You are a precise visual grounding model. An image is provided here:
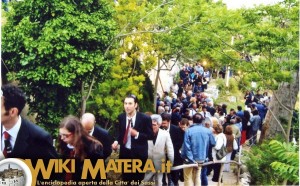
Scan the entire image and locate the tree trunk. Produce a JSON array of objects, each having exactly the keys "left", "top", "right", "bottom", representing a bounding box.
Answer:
[
  {"left": 81, "top": 98, "right": 87, "bottom": 117},
  {"left": 153, "top": 59, "right": 161, "bottom": 112},
  {"left": 260, "top": 71, "right": 299, "bottom": 142},
  {"left": 80, "top": 77, "right": 95, "bottom": 117},
  {"left": 81, "top": 82, "right": 87, "bottom": 117}
]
